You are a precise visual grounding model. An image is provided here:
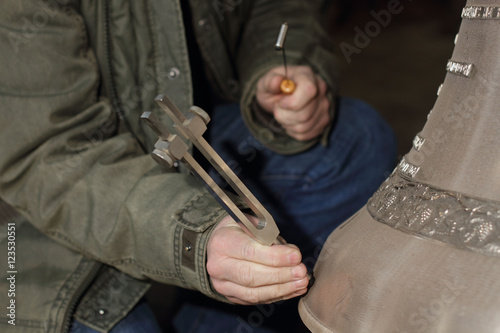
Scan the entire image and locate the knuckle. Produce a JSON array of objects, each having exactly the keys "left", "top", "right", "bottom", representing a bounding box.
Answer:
[
  {"left": 237, "top": 263, "right": 255, "bottom": 286},
  {"left": 269, "top": 251, "right": 282, "bottom": 267},
  {"left": 276, "top": 269, "right": 287, "bottom": 285},
  {"left": 241, "top": 239, "right": 257, "bottom": 261},
  {"left": 279, "top": 282, "right": 294, "bottom": 297}
]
